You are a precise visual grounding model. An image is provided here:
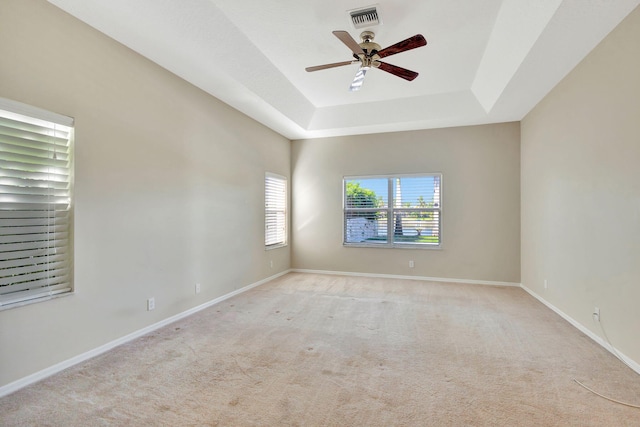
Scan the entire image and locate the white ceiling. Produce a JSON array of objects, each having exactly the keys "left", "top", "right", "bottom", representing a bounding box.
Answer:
[{"left": 48, "top": 0, "right": 640, "bottom": 140}]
